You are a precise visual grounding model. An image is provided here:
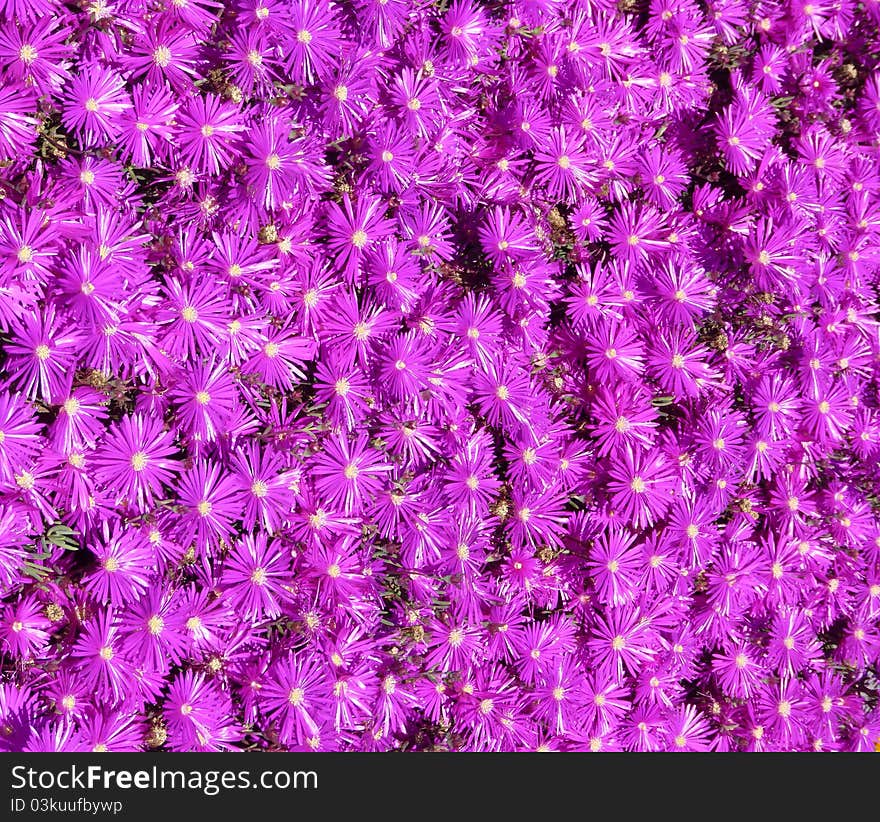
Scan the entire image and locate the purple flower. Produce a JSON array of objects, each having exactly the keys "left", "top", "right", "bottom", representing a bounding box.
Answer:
[{"left": 0, "top": 0, "right": 876, "bottom": 754}]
